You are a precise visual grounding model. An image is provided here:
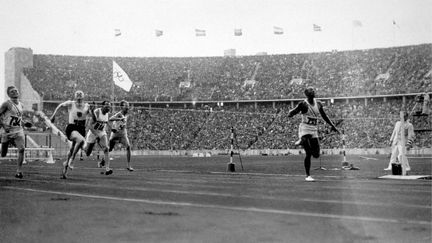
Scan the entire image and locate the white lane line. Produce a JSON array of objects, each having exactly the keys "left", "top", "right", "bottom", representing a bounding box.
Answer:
[
  {"left": 208, "top": 171, "right": 342, "bottom": 178},
  {"left": 359, "top": 156, "right": 379, "bottom": 161},
  {"left": 56, "top": 181, "right": 432, "bottom": 209},
  {"left": 3, "top": 186, "right": 431, "bottom": 226},
  {"left": 1, "top": 175, "right": 431, "bottom": 195},
  {"left": 5, "top": 177, "right": 429, "bottom": 208}
]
